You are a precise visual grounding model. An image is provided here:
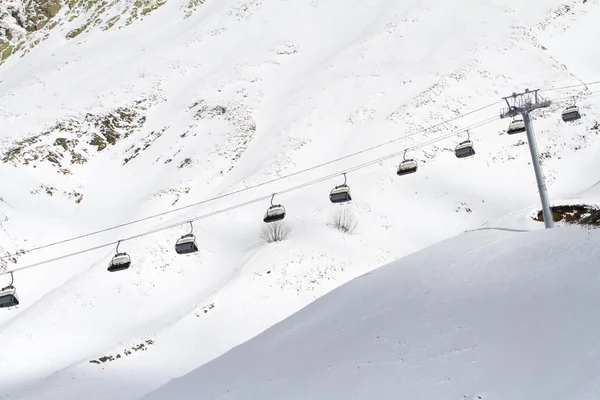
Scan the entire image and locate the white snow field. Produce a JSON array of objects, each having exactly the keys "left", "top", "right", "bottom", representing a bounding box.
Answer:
[
  {"left": 143, "top": 224, "right": 600, "bottom": 400},
  {"left": 0, "top": 0, "right": 599, "bottom": 398}
]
